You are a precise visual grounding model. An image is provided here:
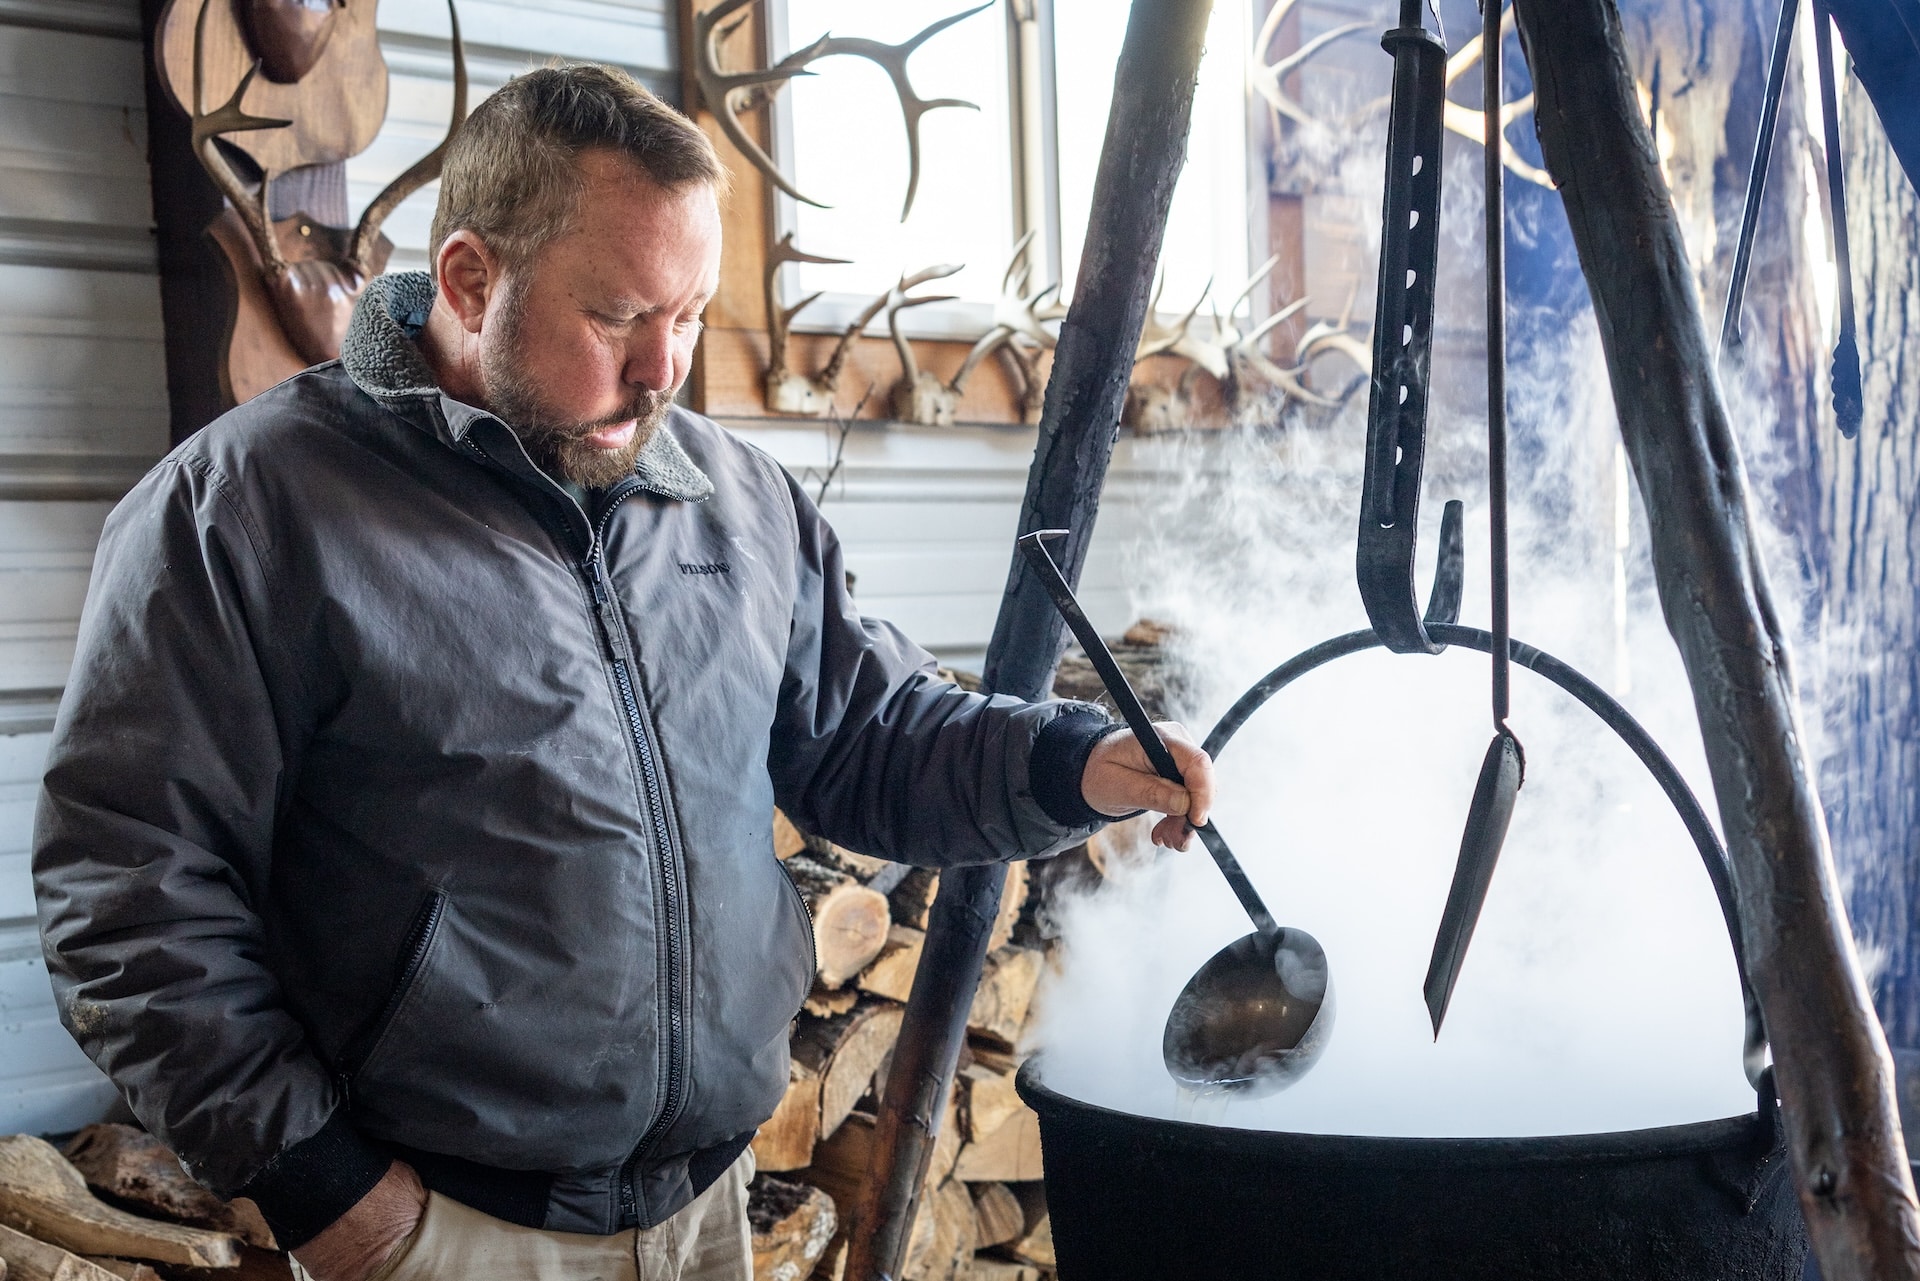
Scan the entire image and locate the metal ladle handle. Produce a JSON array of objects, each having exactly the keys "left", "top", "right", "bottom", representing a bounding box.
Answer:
[{"left": 1017, "top": 530, "right": 1280, "bottom": 938}]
